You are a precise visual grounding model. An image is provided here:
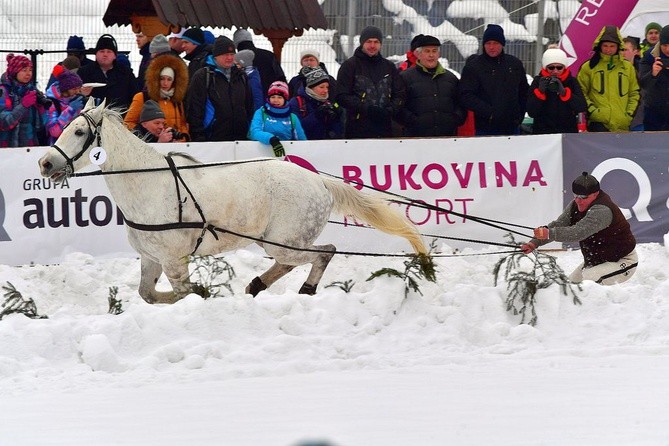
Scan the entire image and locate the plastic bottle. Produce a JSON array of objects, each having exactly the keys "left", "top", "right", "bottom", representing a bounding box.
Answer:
[{"left": 577, "top": 112, "right": 587, "bottom": 133}]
